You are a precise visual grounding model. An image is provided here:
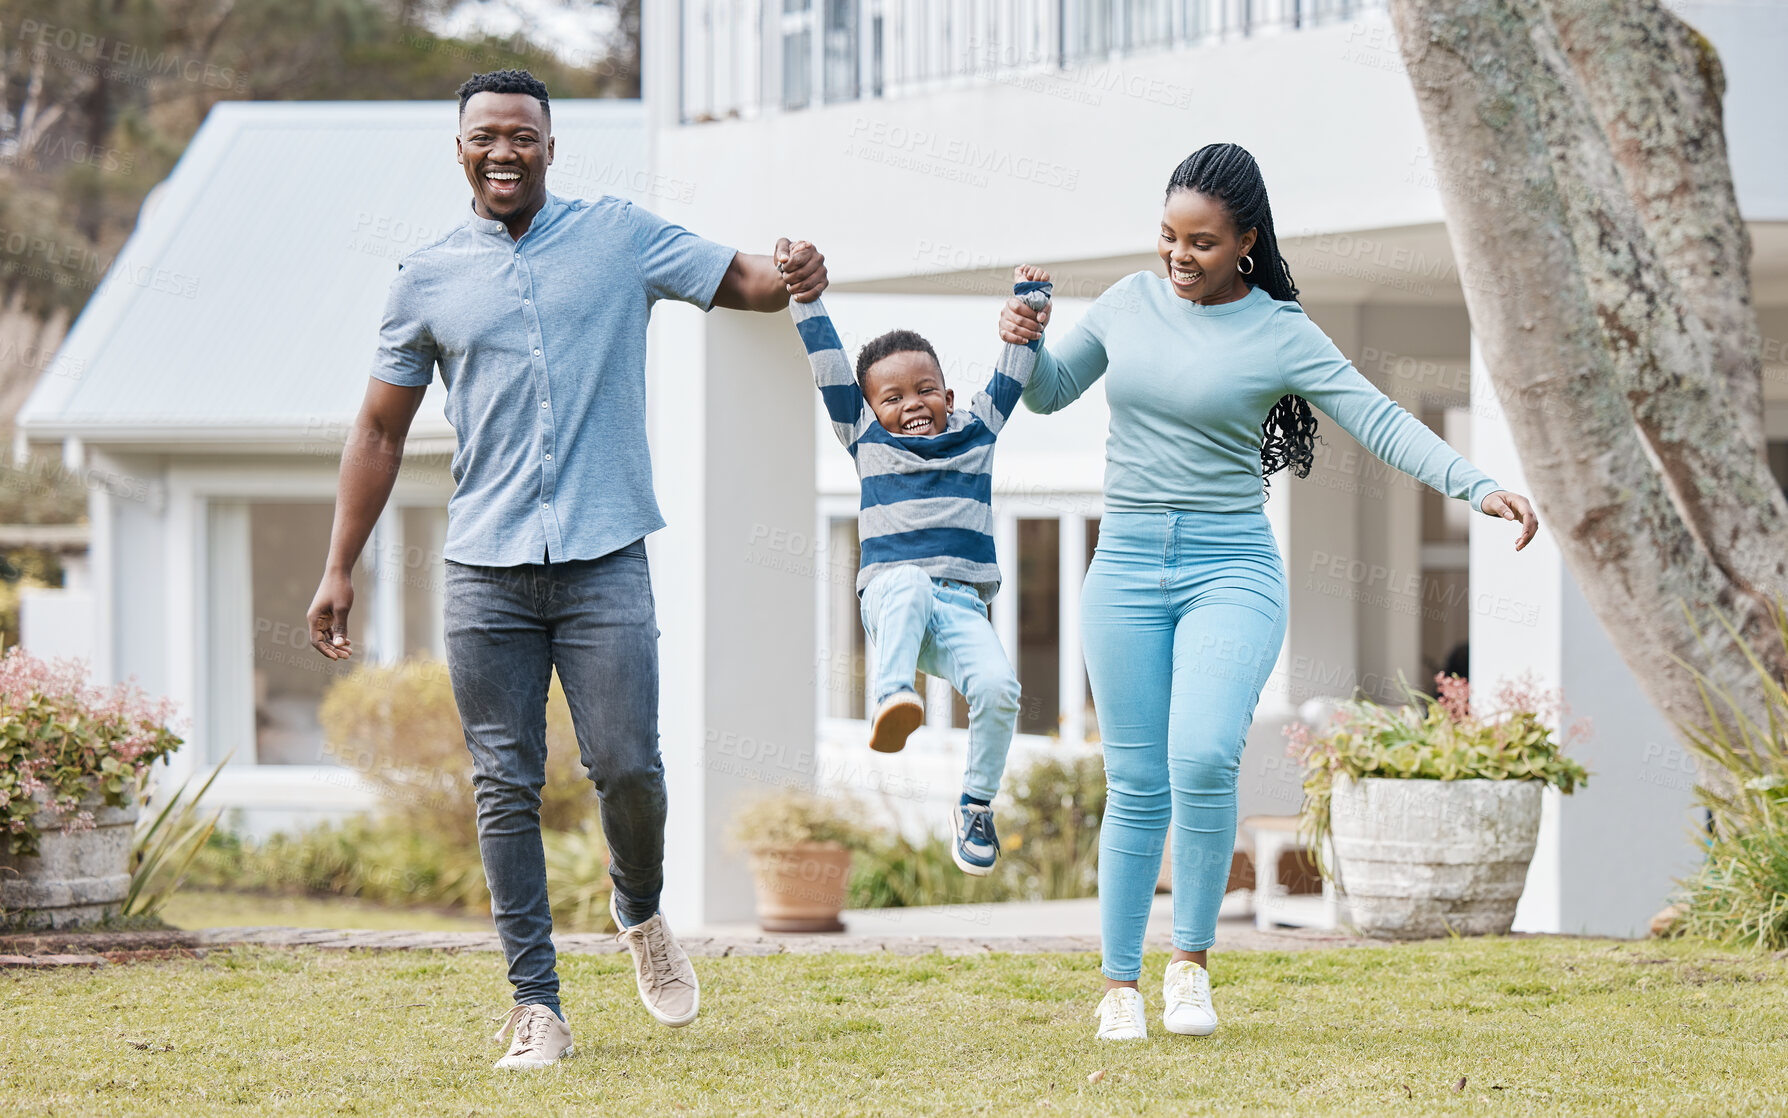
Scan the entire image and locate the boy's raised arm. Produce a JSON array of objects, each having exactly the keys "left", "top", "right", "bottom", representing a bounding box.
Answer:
[
  {"left": 789, "top": 294, "right": 869, "bottom": 448},
  {"left": 968, "top": 273, "right": 1053, "bottom": 436}
]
